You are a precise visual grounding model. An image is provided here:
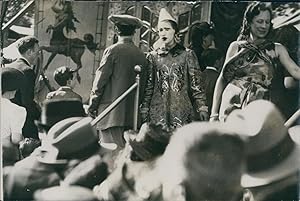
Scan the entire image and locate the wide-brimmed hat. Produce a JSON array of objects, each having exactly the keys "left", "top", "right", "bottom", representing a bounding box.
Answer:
[
  {"left": 1, "top": 67, "right": 25, "bottom": 93},
  {"left": 34, "top": 185, "right": 98, "bottom": 201},
  {"left": 226, "top": 100, "right": 300, "bottom": 188},
  {"left": 124, "top": 123, "right": 172, "bottom": 161},
  {"left": 35, "top": 99, "right": 86, "bottom": 131},
  {"left": 37, "top": 117, "right": 114, "bottom": 165},
  {"left": 108, "top": 14, "right": 143, "bottom": 29}
]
